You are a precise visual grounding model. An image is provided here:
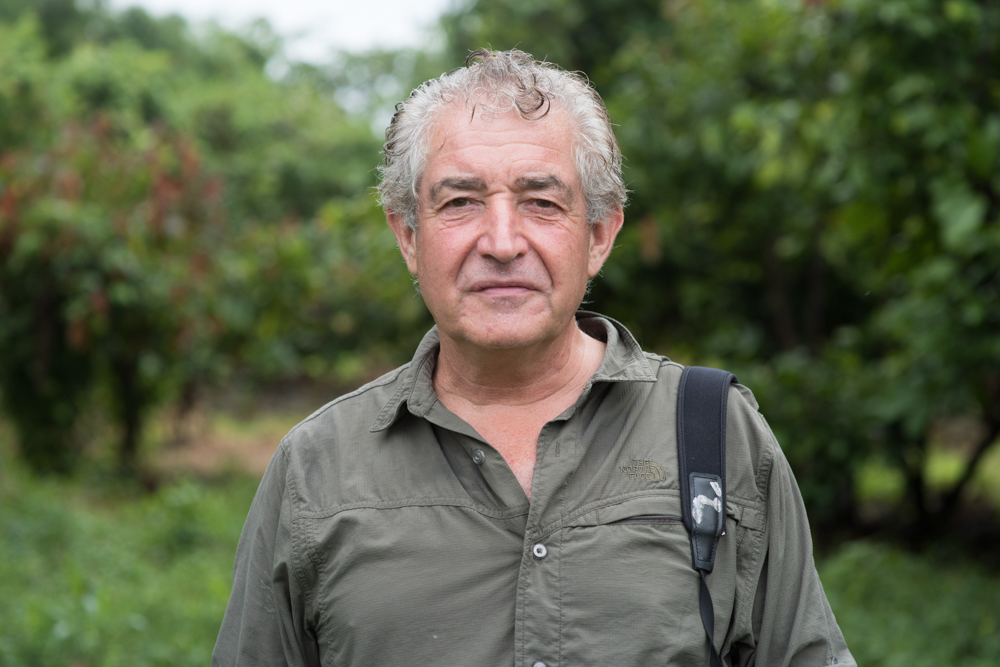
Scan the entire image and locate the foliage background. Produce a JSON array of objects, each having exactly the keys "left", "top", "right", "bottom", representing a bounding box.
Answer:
[{"left": 1, "top": 0, "right": 999, "bottom": 664}]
